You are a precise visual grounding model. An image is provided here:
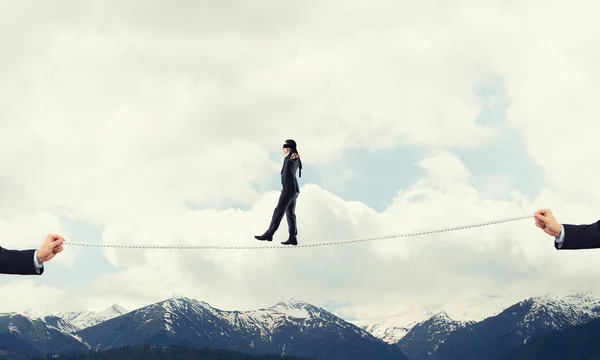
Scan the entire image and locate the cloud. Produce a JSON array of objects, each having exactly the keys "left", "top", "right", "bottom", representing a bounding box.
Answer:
[
  {"left": 75, "top": 151, "right": 597, "bottom": 321},
  {"left": 0, "top": 279, "right": 65, "bottom": 316},
  {"left": 0, "top": 0, "right": 500, "bottom": 223},
  {"left": 0, "top": 212, "right": 61, "bottom": 249},
  {"left": 1, "top": 0, "right": 600, "bottom": 321}
]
